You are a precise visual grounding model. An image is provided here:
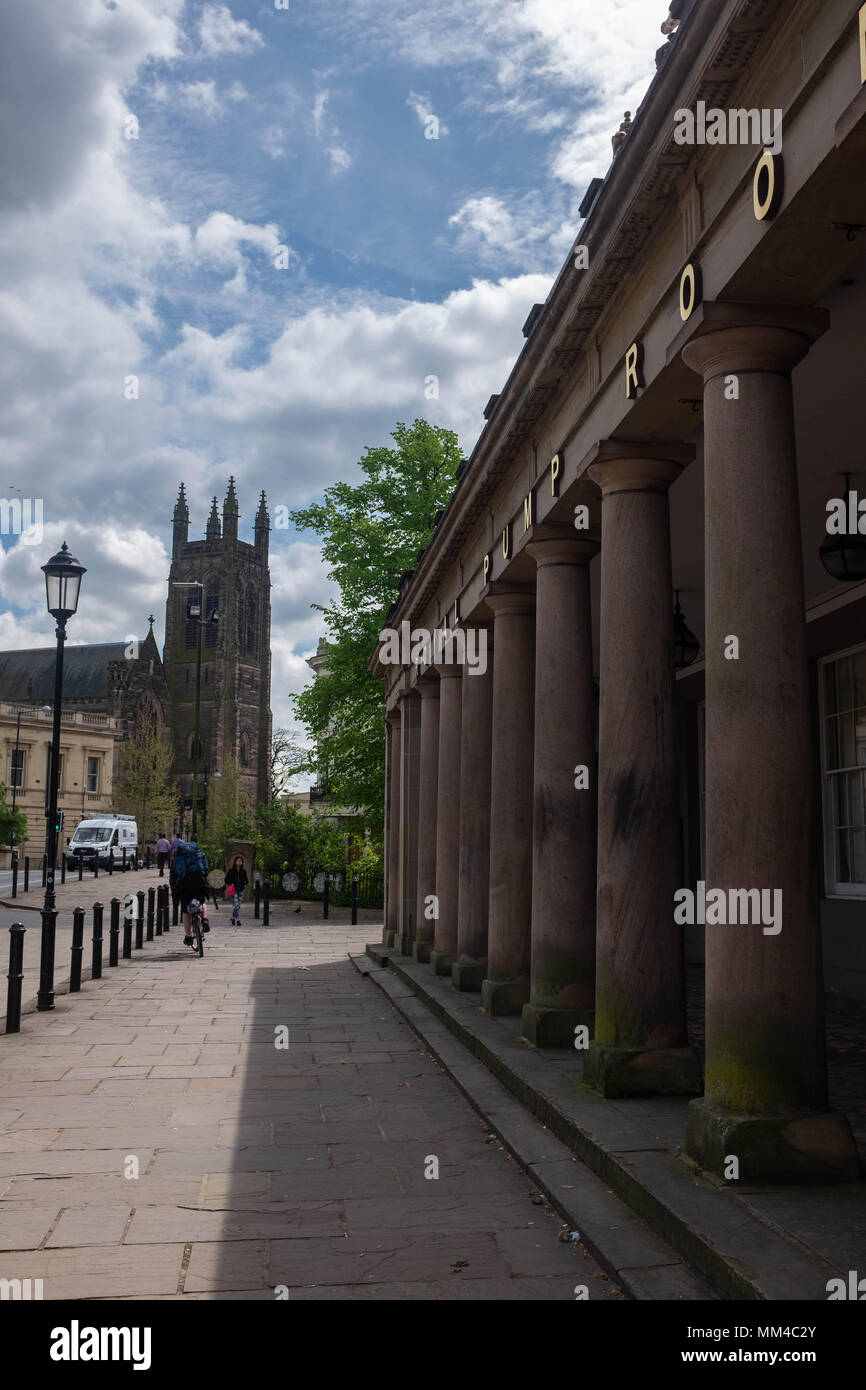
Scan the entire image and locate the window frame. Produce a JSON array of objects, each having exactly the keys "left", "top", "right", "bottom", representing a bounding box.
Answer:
[{"left": 818, "top": 641, "right": 866, "bottom": 899}]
